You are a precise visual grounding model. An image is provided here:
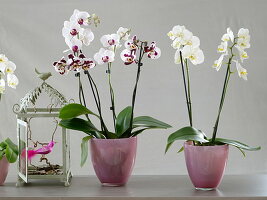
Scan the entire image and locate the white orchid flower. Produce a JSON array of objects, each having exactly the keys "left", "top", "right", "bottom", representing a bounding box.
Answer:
[
  {"left": 117, "top": 27, "right": 130, "bottom": 41},
  {"left": 120, "top": 49, "right": 136, "bottom": 65},
  {"left": 0, "top": 79, "right": 5, "bottom": 94},
  {"left": 65, "top": 36, "right": 82, "bottom": 52},
  {"left": 237, "top": 28, "right": 250, "bottom": 50},
  {"left": 100, "top": 34, "right": 120, "bottom": 48},
  {"left": 238, "top": 28, "right": 250, "bottom": 41},
  {"left": 70, "top": 9, "right": 90, "bottom": 25},
  {"left": 5, "top": 61, "right": 16, "bottom": 74},
  {"left": 94, "top": 48, "right": 115, "bottom": 65},
  {"left": 217, "top": 41, "right": 228, "bottom": 54},
  {"left": 221, "top": 27, "right": 234, "bottom": 42},
  {"left": 0, "top": 54, "right": 8, "bottom": 73},
  {"left": 185, "top": 35, "right": 200, "bottom": 48},
  {"left": 234, "top": 60, "right": 248, "bottom": 80},
  {"left": 7, "top": 73, "right": 19, "bottom": 89},
  {"left": 237, "top": 37, "right": 251, "bottom": 49},
  {"left": 62, "top": 21, "right": 81, "bottom": 38},
  {"left": 167, "top": 25, "right": 186, "bottom": 40},
  {"left": 182, "top": 46, "right": 204, "bottom": 65},
  {"left": 171, "top": 30, "right": 195, "bottom": 49},
  {"left": 212, "top": 54, "right": 225, "bottom": 71},
  {"left": 79, "top": 28, "right": 94, "bottom": 46},
  {"left": 147, "top": 46, "right": 161, "bottom": 59},
  {"left": 180, "top": 29, "right": 193, "bottom": 45},
  {"left": 171, "top": 38, "right": 182, "bottom": 50},
  {"left": 235, "top": 45, "right": 249, "bottom": 62},
  {"left": 124, "top": 39, "right": 138, "bottom": 50}
]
